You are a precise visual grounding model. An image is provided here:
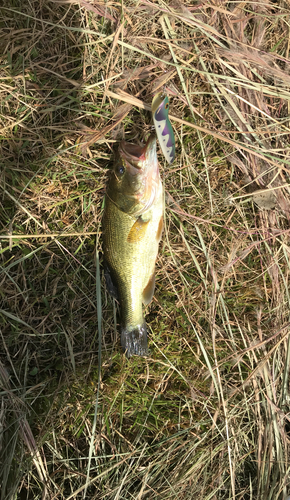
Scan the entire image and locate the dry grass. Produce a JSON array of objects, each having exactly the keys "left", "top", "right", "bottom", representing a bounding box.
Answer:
[{"left": 1, "top": 0, "right": 290, "bottom": 499}]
